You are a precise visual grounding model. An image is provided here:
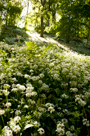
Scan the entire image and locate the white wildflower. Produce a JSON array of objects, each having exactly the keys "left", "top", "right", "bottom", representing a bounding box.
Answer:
[
  {"left": 2, "top": 89, "right": 10, "bottom": 96},
  {"left": 0, "top": 109, "right": 5, "bottom": 115},
  {"left": 56, "top": 122, "right": 65, "bottom": 135},
  {"left": 66, "top": 131, "right": 73, "bottom": 136},
  {"left": 61, "top": 118, "right": 68, "bottom": 124},
  {"left": 4, "top": 84, "right": 10, "bottom": 89},
  {"left": 24, "top": 74, "right": 30, "bottom": 78},
  {"left": 37, "top": 128, "right": 45, "bottom": 135},
  {"left": 15, "top": 110, "right": 21, "bottom": 115},
  {"left": 5, "top": 102, "right": 11, "bottom": 108},
  {"left": 3, "top": 126, "right": 13, "bottom": 136},
  {"left": 24, "top": 105, "right": 29, "bottom": 109},
  {"left": 17, "top": 85, "right": 25, "bottom": 91},
  {"left": 11, "top": 88, "right": 18, "bottom": 92},
  {"left": 34, "top": 121, "right": 40, "bottom": 127},
  {"left": 69, "top": 125, "right": 75, "bottom": 131},
  {"left": 83, "top": 119, "right": 90, "bottom": 126},
  {"left": 41, "top": 83, "right": 49, "bottom": 90},
  {"left": 14, "top": 116, "right": 21, "bottom": 123},
  {"left": 39, "top": 73, "right": 44, "bottom": 78},
  {"left": 70, "top": 88, "right": 78, "bottom": 93},
  {"left": 38, "top": 80, "right": 43, "bottom": 84},
  {"left": 61, "top": 93, "right": 69, "bottom": 99},
  {"left": 31, "top": 91, "right": 37, "bottom": 96},
  {"left": 13, "top": 125, "right": 21, "bottom": 133},
  {"left": 48, "top": 106, "right": 55, "bottom": 113}
]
